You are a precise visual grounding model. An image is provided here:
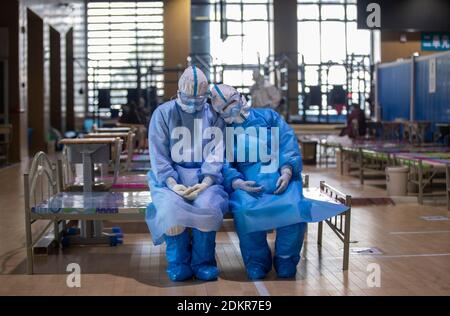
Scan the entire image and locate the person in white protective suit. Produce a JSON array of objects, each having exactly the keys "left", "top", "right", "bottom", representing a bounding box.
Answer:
[{"left": 250, "top": 70, "right": 282, "bottom": 109}]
